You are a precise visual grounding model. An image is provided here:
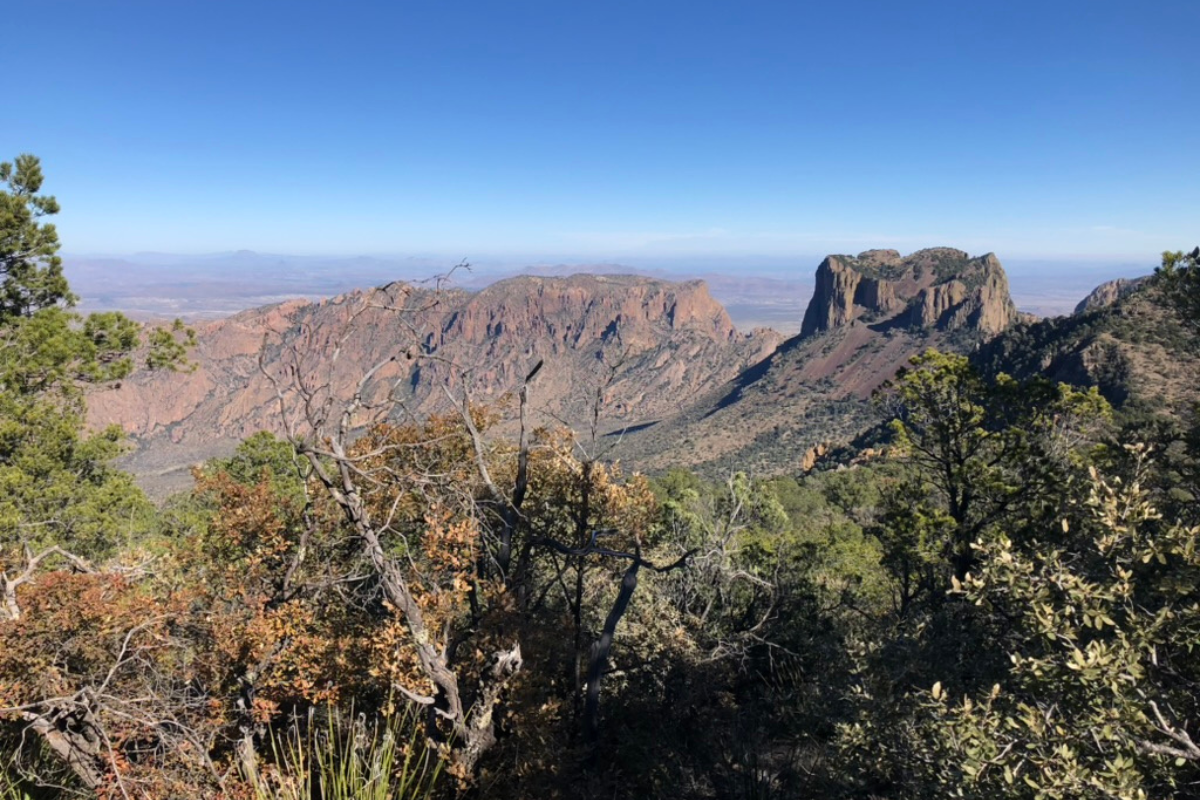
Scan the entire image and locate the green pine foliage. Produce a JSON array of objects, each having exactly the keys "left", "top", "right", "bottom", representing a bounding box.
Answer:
[
  {"left": 1156, "top": 247, "right": 1200, "bottom": 329},
  {"left": 0, "top": 156, "right": 179, "bottom": 559},
  {"left": 0, "top": 154, "right": 72, "bottom": 318}
]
